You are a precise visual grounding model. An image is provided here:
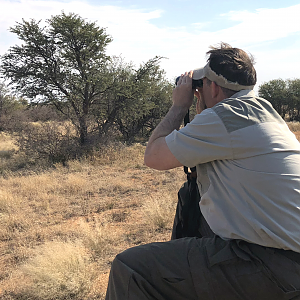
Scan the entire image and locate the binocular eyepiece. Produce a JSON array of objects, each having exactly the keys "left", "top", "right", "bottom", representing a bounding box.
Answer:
[{"left": 175, "top": 76, "right": 203, "bottom": 89}]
